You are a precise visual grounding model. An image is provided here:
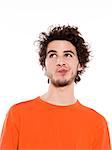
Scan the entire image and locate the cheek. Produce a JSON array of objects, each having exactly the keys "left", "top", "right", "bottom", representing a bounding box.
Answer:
[
  {"left": 70, "top": 62, "right": 79, "bottom": 72},
  {"left": 46, "top": 61, "right": 52, "bottom": 68},
  {"left": 45, "top": 61, "right": 54, "bottom": 72},
  {"left": 69, "top": 59, "right": 78, "bottom": 66}
]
